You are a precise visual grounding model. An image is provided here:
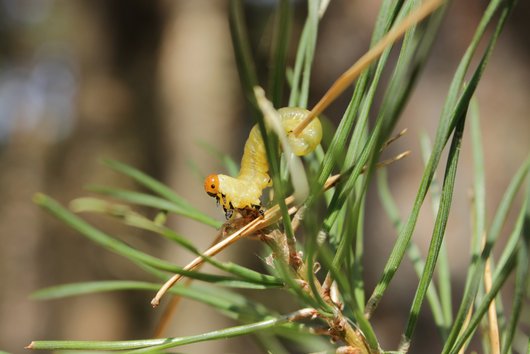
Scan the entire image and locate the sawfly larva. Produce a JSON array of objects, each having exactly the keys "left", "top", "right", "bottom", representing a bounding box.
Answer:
[{"left": 204, "top": 107, "right": 322, "bottom": 218}]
